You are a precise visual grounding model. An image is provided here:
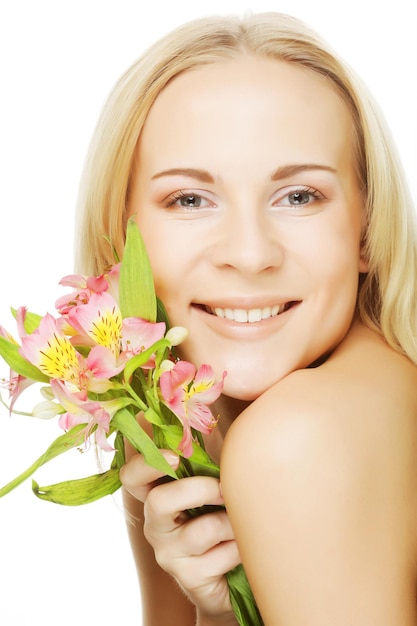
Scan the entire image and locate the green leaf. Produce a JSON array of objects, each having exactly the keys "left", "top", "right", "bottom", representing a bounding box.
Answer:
[
  {"left": 227, "top": 564, "right": 264, "bottom": 626},
  {"left": 11, "top": 307, "right": 42, "bottom": 334},
  {"left": 122, "top": 338, "right": 170, "bottom": 383},
  {"left": 111, "top": 430, "right": 126, "bottom": 470},
  {"left": 32, "top": 468, "right": 121, "bottom": 505},
  {"left": 143, "top": 406, "right": 164, "bottom": 426},
  {"left": 111, "top": 408, "right": 177, "bottom": 478},
  {"left": 156, "top": 297, "right": 170, "bottom": 327},
  {"left": 119, "top": 219, "right": 156, "bottom": 321},
  {"left": 0, "top": 336, "right": 49, "bottom": 382},
  {"left": 161, "top": 424, "right": 220, "bottom": 476},
  {"left": 0, "top": 424, "right": 86, "bottom": 497}
]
